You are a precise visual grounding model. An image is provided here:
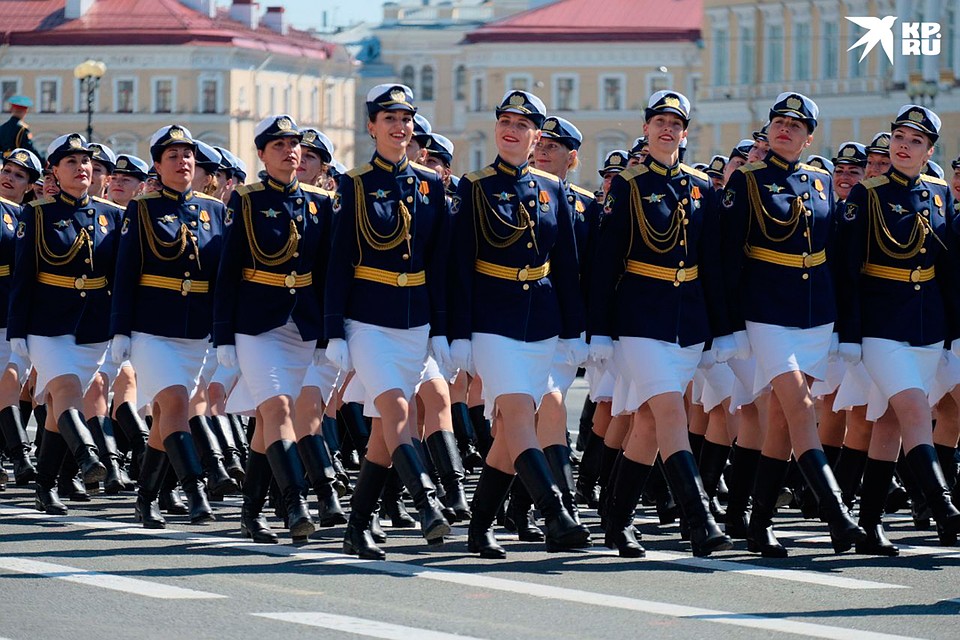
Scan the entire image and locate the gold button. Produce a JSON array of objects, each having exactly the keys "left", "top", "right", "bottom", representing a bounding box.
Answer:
[
  {"left": 673, "top": 281, "right": 680, "bottom": 287},
  {"left": 802, "top": 273, "right": 809, "bottom": 280},
  {"left": 284, "top": 273, "right": 298, "bottom": 288},
  {"left": 680, "top": 179, "right": 687, "bottom": 186},
  {"left": 406, "top": 196, "right": 414, "bottom": 203},
  {"left": 679, "top": 240, "right": 685, "bottom": 246},
  {"left": 407, "top": 177, "right": 414, "bottom": 184},
  {"left": 402, "top": 253, "right": 410, "bottom": 260},
  {"left": 682, "top": 198, "right": 688, "bottom": 205},
  {"left": 184, "top": 272, "right": 190, "bottom": 277},
  {"left": 529, "top": 181, "right": 536, "bottom": 187},
  {"left": 84, "top": 258, "right": 90, "bottom": 264},
  {"left": 802, "top": 254, "right": 815, "bottom": 268},
  {"left": 675, "top": 268, "right": 687, "bottom": 283},
  {"left": 800, "top": 175, "right": 808, "bottom": 182},
  {"left": 568, "top": 195, "right": 575, "bottom": 203},
  {"left": 79, "top": 291, "right": 86, "bottom": 297},
  {"left": 87, "top": 225, "right": 94, "bottom": 231},
  {"left": 74, "top": 277, "right": 86, "bottom": 290},
  {"left": 529, "top": 201, "right": 536, "bottom": 207},
  {"left": 290, "top": 289, "right": 296, "bottom": 294},
  {"left": 397, "top": 272, "right": 409, "bottom": 286},
  {"left": 189, "top": 205, "right": 197, "bottom": 210},
  {"left": 915, "top": 284, "right": 922, "bottom": 291},
  {"left": 189, "top": 254, "right": 196, "bottom": 260},
  {"left": 87, "top": 210, "right": 94, "bottom": 216},
  {"left": 922, "top": 191, "right": 928, "bottom": 197},
  {"left": 295, "top": 215, "right": 303, "bottom": 222},
  {"left": 517, "top": 268, "right": 529, "bottom": 282},
  {"left": 527, "top": 242, "right": 533, "bottom": 249},
  {"left": 803, "top": 193, "right": 810, "bottom": 200},
  {"left": 182, "top": 279, "right": 193, "bottom": 293},
  {"left": 682, "top": 219, "right": 689, "bottom": 225},
  {"left": 679, "top": 260, "right": 685, "bottom": 267},
  {"left": 293, "top": 252, "right": 299, "bottom": 258},
  {"left": 296, "top": 198, "right": 302, "bottom": 204},
  {"left": 920, "top": 247, "right": 927, "bottom": 253},
  {"left": 910, "top": 269, "right": 922, "bottom": 283},
  {"left": 522, "top": 283, "right": 530, "bottom": 291},
  {"left": 191, "top": 221, "right": 198, "bottom": 227}
]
